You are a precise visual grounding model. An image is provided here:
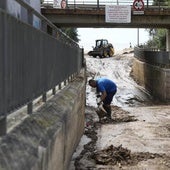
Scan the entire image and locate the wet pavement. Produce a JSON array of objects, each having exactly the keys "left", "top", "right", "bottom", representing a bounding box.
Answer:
[{"left": 69, "top": 49, "right": 170, "bottom": 170}]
